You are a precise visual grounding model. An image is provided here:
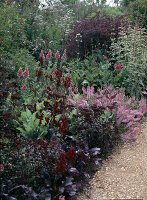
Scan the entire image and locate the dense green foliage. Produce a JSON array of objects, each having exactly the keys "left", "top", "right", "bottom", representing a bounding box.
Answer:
[
  {"left": 0, "top": 4, "right": 26, "bottom": 54},
  {"left": 120, "top": 0, "right": 147, "bottom": 28}
]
